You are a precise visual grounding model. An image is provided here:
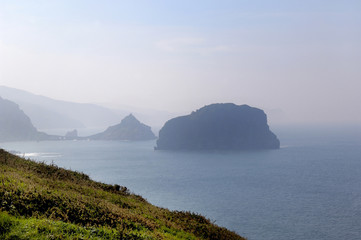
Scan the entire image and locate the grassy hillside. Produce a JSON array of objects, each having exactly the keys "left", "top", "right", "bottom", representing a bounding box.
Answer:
[{"left": 0, "top": 149, "right": 245, "bottom": 240}]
